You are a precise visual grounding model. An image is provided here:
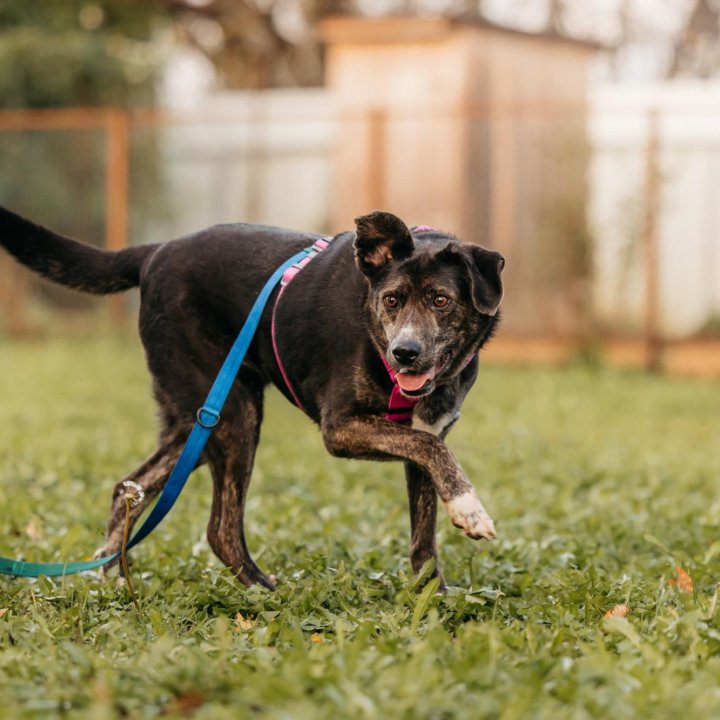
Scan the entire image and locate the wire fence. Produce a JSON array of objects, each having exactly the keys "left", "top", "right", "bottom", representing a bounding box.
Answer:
[{"left": 1, "top": 91, "right": 718, "bottom": 375}]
